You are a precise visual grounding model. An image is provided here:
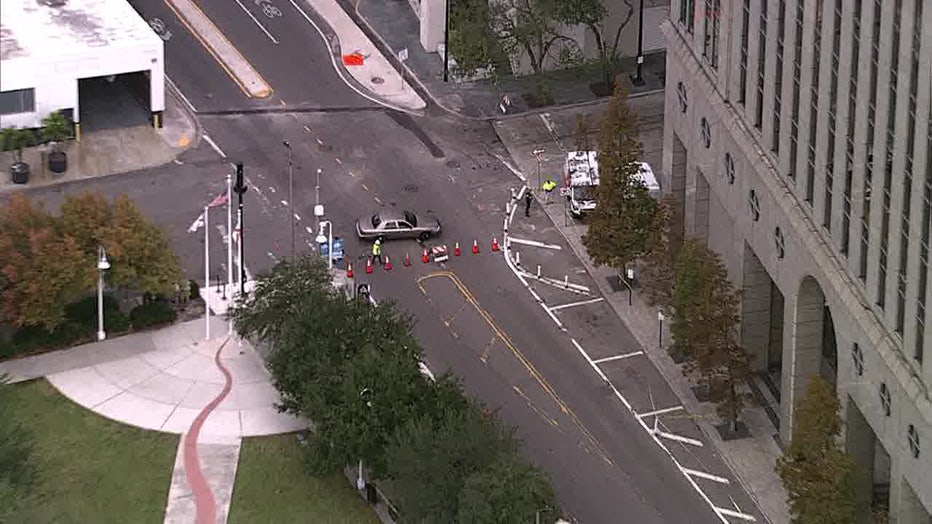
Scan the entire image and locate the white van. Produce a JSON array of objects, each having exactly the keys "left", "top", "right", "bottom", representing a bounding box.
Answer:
[{"left": 636, "top": 162, "right": 662, "bottom": 200}]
